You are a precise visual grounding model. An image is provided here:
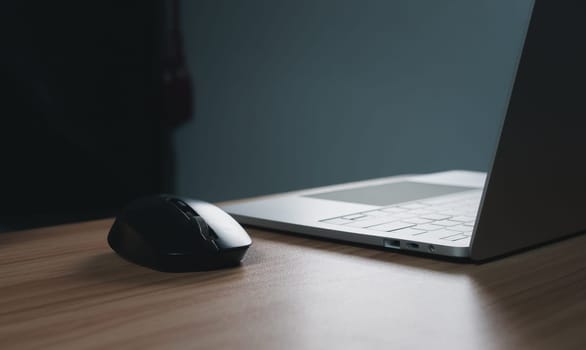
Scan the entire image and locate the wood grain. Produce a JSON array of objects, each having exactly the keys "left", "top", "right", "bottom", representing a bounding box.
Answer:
[{"left": 1, "top": 219, "right": 585, "bottom": 349}]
